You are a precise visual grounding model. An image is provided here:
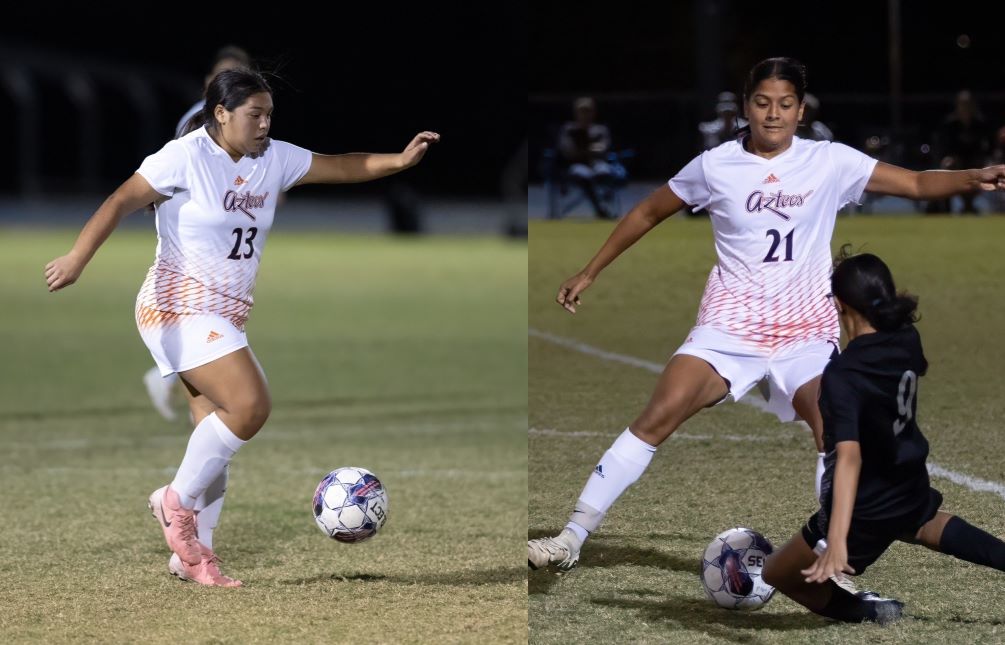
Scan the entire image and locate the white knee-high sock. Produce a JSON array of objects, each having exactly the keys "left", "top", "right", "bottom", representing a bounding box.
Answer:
[
  {"left": 195, "top": 465, "right": 228, "bottom": 550},
  {"left": 565, "top": 429, "right": 656, "bottom": 543},
  {"left": 815, "top": 452, "right": 825, "bottom": 502},
  {"left": 171, "top": 412, "right": 245, "bottom": 509}
]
